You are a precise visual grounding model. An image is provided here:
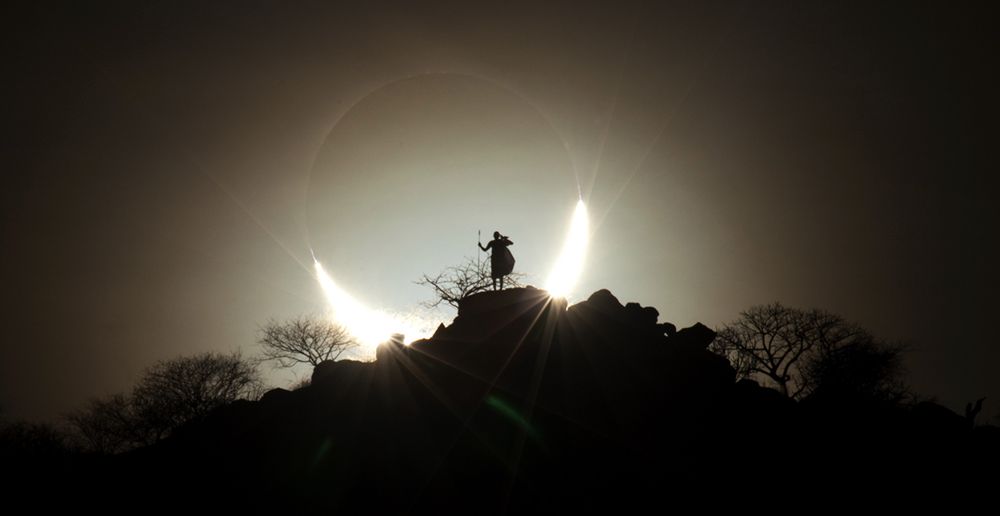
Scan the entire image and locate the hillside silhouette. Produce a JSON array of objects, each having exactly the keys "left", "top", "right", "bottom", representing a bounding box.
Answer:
[{"left": 40, "top": 287, "right": 999, "bottom": 510}]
